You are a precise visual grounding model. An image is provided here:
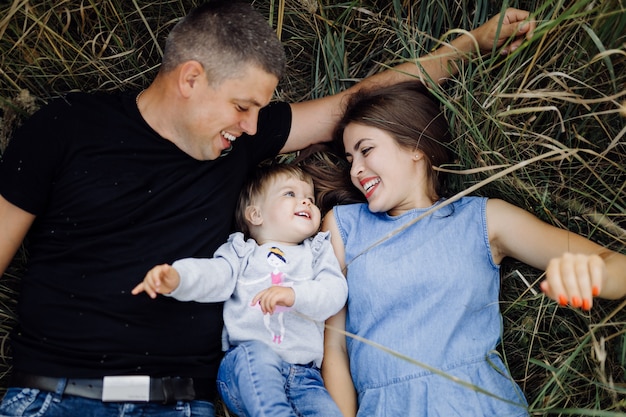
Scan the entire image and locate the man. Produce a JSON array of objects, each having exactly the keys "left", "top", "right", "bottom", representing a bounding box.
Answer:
[{"left": 0, "top": 1, "right": 534, "bottom": 416}]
